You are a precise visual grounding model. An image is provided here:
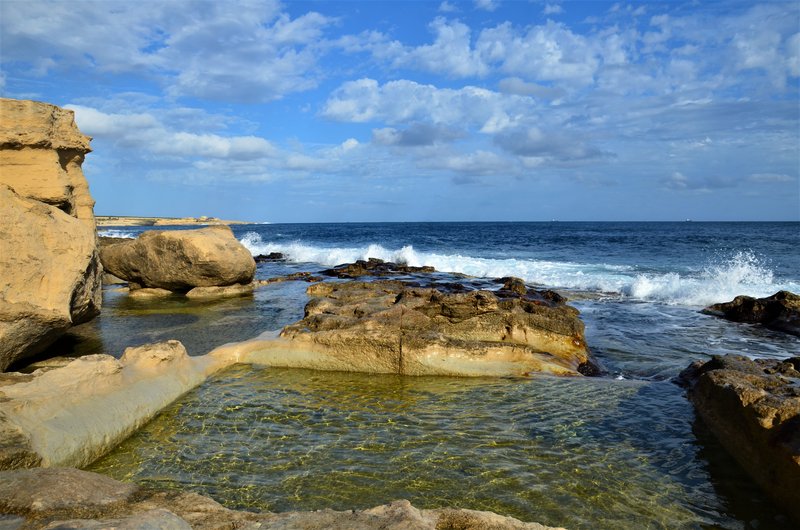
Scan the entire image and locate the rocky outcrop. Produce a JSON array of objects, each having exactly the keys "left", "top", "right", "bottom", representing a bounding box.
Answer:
[
  {"left": 243, "top": 278, "right": 593, "bottom": 377},
  {"left": 0, "top": 341, "right": 231, "bottom": 469},
  {"left": 702, "top": 291, "right": 800, "bottom": 336},
  {"left": 0, "top": 98, "right": 94, "bottom": 222},
  {"left": 678, "top": 354, "right": 800, "bottom": 523},
  {"left": 0, "top": 185, "right": 102, "bottom": 372},
  {"left": 99, "top": 225, "right": 256, "bottom": 292},
  {"left": 322, "top": 258, "right": 436, "bottom": 278},
  {"left": 0, "top": 99, "right": 102, "bottom": 371},
  {"left": 0, "top": 467, "right": 562, "bottom": 530}
]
